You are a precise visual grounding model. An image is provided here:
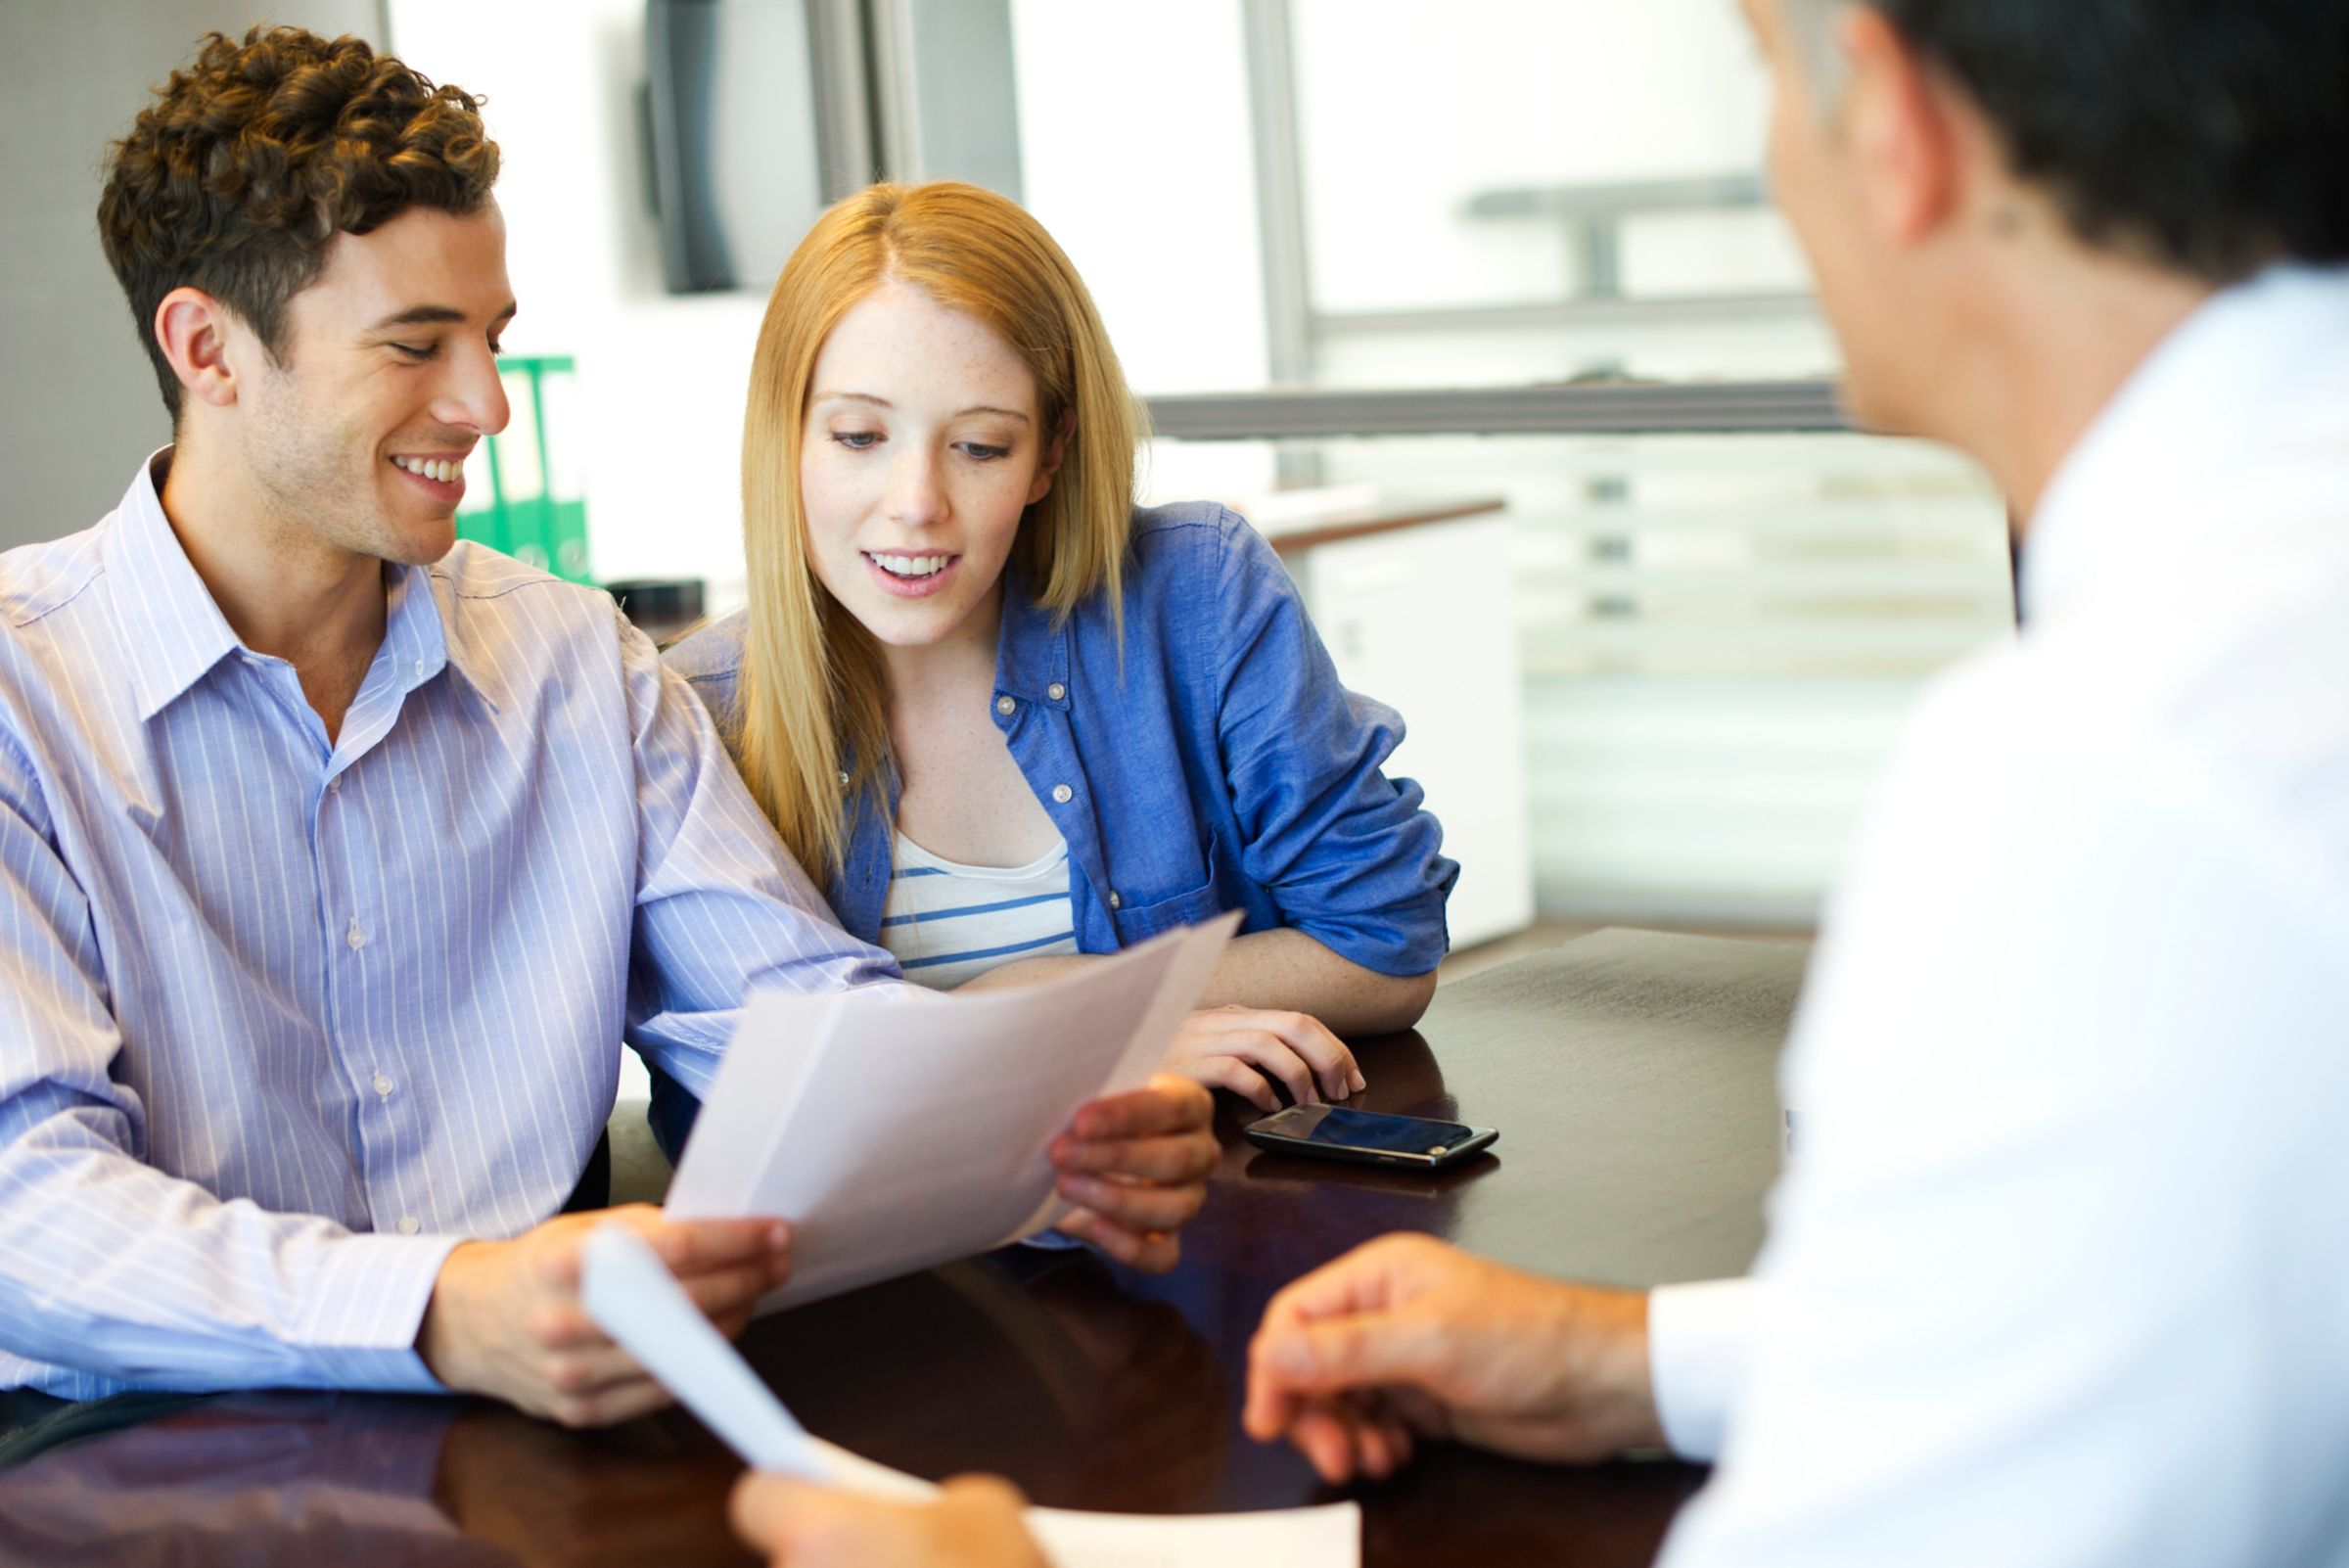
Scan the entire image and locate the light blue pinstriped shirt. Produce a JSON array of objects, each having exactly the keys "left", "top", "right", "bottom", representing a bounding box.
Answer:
[{"left": 0, "top": 453, "right": 898, "bottom": 1401}]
